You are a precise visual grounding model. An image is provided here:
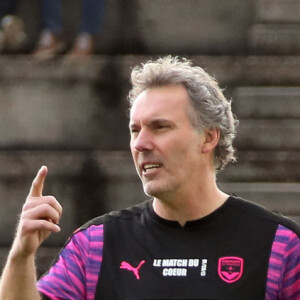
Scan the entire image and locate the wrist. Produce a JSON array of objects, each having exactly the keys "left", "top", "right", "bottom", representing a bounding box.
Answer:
[{"left": 8, "top": 245, "right": 36, "bottom": 263}]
